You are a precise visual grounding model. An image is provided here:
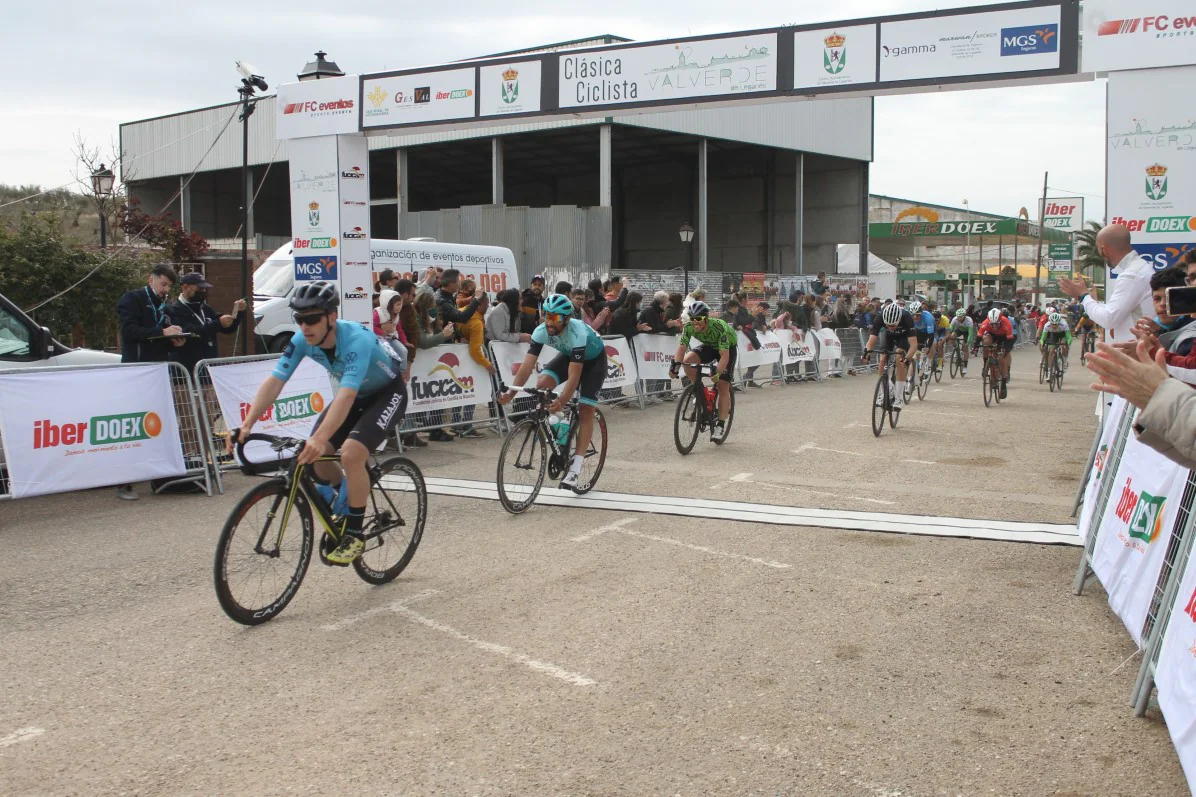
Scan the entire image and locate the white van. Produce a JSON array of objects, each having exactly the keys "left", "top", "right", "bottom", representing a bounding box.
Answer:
[{"left": 252, "top": 238, "right": 521, "bottom": 352}]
